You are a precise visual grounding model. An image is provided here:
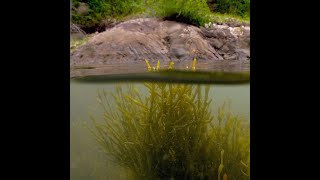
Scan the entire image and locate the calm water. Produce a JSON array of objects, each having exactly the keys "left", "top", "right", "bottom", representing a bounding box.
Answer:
[
  {"left": 70, "top": 61, "right": 250, "bottom": 78},
  {"left": 70, "top": 73, "right": 250, "bottom": 180}
]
